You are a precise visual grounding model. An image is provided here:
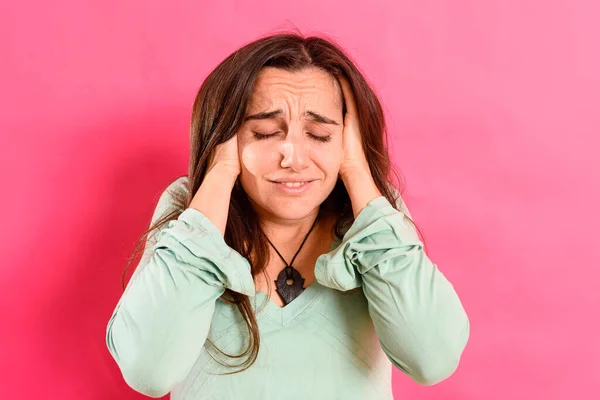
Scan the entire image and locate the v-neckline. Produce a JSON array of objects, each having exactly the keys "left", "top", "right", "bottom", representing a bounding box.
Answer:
[
  {"left": 251, "top": 235, "right": 342, "bottom": 327},
  {"left": 252, "top": 281, "right": 325, "bottom": 327}
]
